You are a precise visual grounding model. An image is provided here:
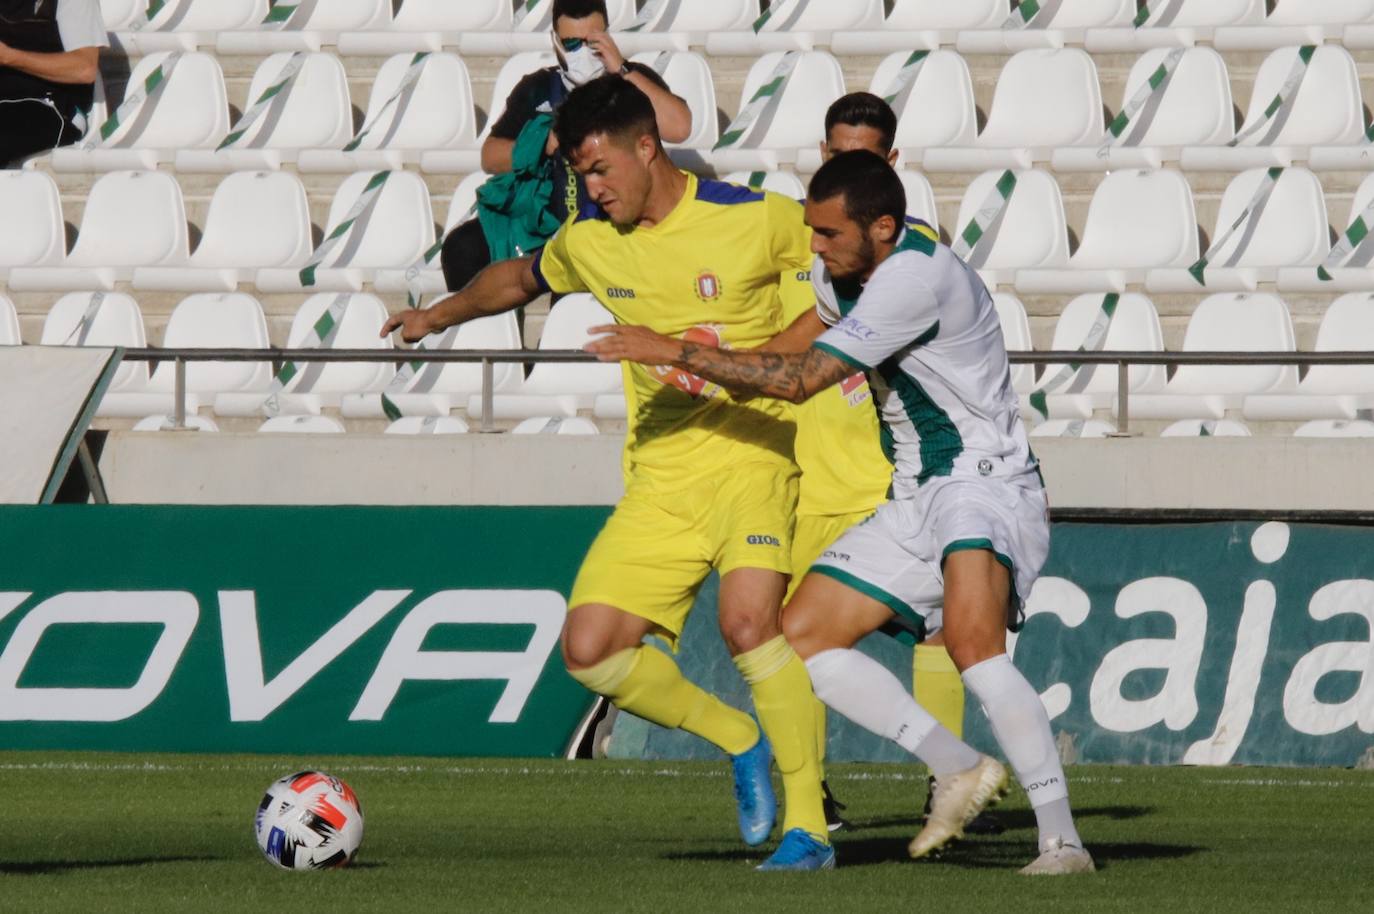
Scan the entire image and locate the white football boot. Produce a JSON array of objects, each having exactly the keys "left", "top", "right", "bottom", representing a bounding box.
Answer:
[
  {"left": 1019, "top": 837, "right": 1096, "bottom": 875},
  {"left": 908, "top": 755, "right": 1009, "bottom": 859}
]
